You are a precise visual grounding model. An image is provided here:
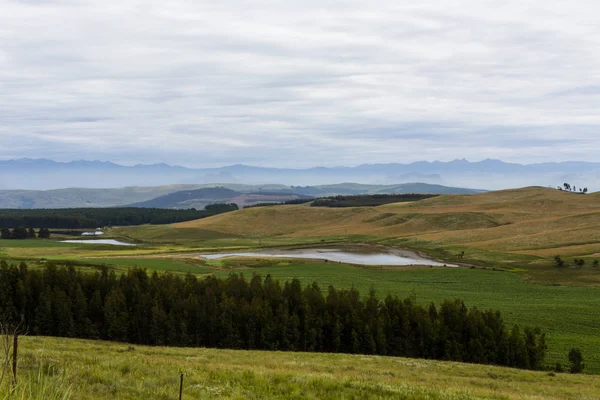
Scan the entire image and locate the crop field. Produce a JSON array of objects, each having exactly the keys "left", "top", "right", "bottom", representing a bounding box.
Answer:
[
  {"left": 72, "top": 257, "right": 211, "bottom": 274},
  {"left": 211, "top": 258, "right": 600, "bottom": 372},
  {"left": 9, "top": 336, "right": 600, "bottom": 400}
]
